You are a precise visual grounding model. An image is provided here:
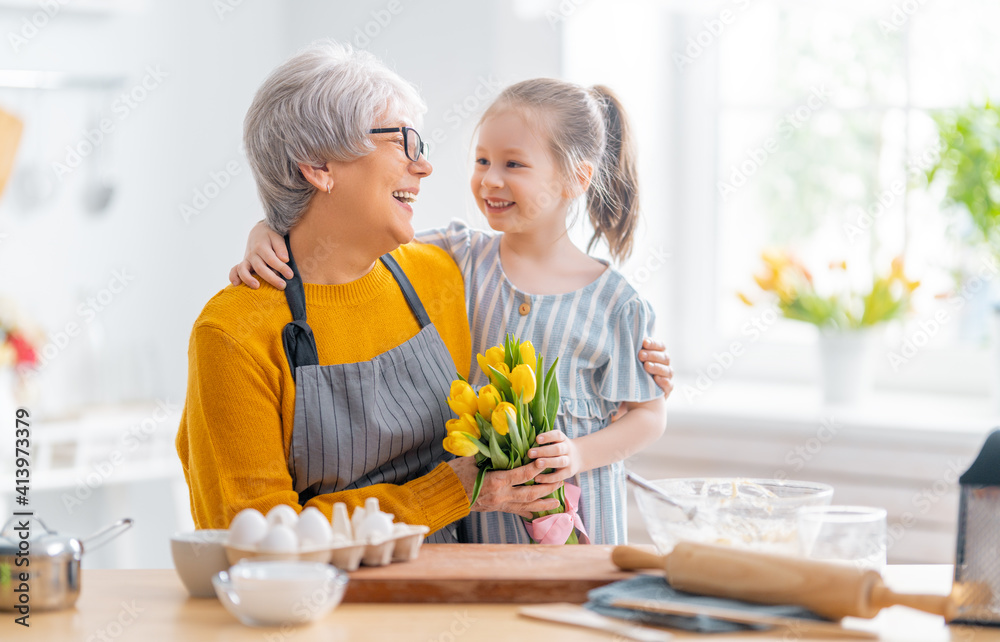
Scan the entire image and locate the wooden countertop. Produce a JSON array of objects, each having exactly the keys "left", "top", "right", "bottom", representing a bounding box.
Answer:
[{"left": 2, "top": 565, "right": 997, "bottom": 640}]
